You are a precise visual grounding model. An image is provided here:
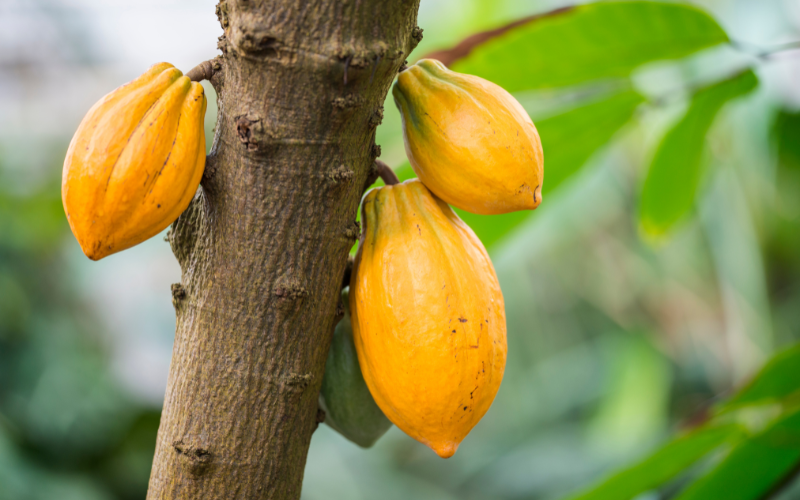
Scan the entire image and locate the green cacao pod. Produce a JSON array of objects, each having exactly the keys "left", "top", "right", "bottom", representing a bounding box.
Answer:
[{"left": 319, "top": 288, "right": 392, "bottom": 448}]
